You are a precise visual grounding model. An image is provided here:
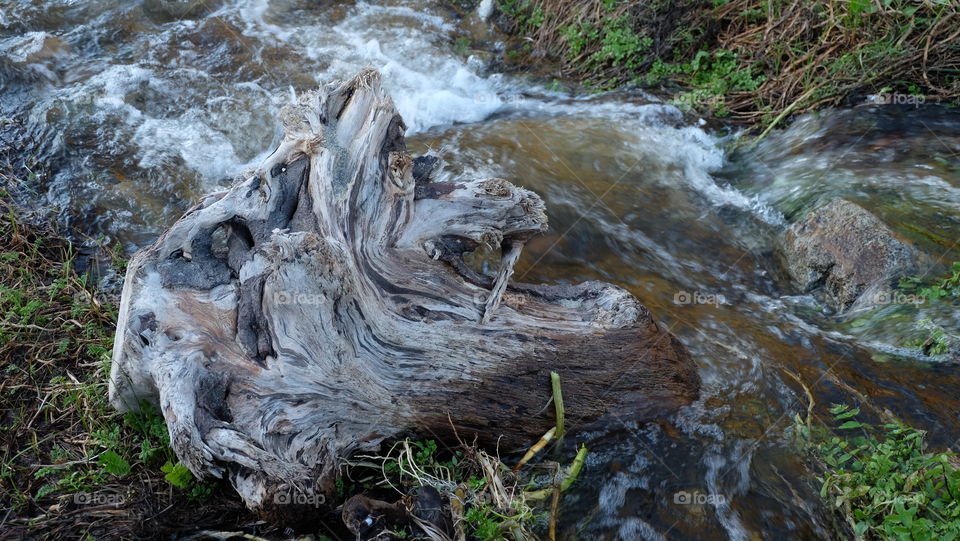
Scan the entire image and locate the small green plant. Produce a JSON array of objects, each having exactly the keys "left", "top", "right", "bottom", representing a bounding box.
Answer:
[
  {"left": 500, "top": 0, "right": 544, "bottom": 33},
  {"left": 900, "top": 262, "right": 960, "bottom": 302},
  {"left": 352, "top": 439, "right": 542, "bottom": 539},
  {"left": 588, "top": 15, "right": 652, "bottom": 70},
  {"left": 898, "top": 263, "right": 960, "bottom": 355},
  {"left": 814, "top": 404, "right": 960, "bottom": 540},
  {"left": 560, "top": 22, "right": 597, "bottom": 58},
  {"left": 98, "top": 451, "right": 132, "bottom": 477},
  {"left": 689, "top": 50, "right": 765, "bottom": 93},
  {"left": 643, "top": 49, "right": 765, "bottom": 116},
  {"left": 345, "top": 375, "right": 584, "bottom": 539},
  {"left": 381, "top": 439, "right": 462, "bottom": 479},
  {"left": 161, "top": 461, "right": 192, "bottom": 488},
  {"left": 452, "top": 36, "right": 472, "bottom": 57},
  {"left": 464, "top": 501, "right": 536, "bottom": 541},
  {"left": 906, "top": 318, "right": 953, "bottom": 356},
  {"left": 159, "top": 461, "right": 216, "bottom": 501},
  {"left": 544, "top": 79, "right": 567, "bottom": 92}
]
